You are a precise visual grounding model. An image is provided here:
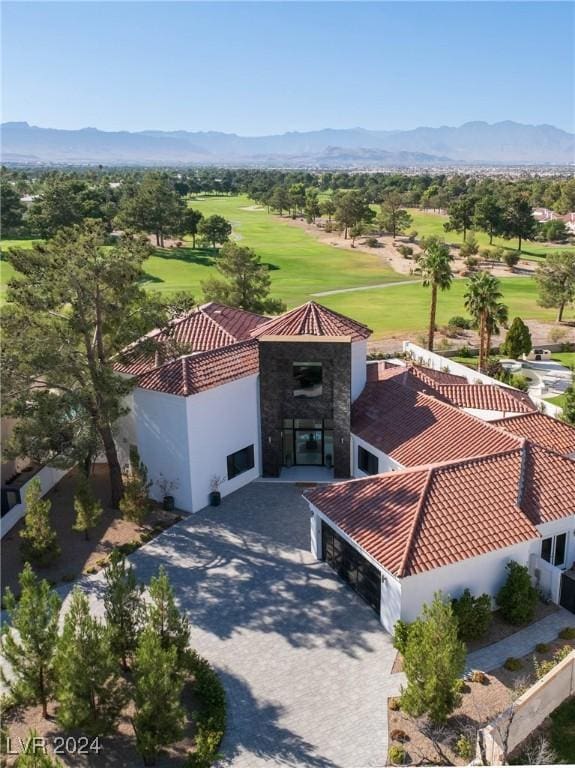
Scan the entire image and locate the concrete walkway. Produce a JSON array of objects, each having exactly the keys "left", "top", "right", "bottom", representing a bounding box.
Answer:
[
  {"left": 70, "top": 484, "right": 397, "bottom": 768},
  {"left": 312, "top": 279, "right": 418, "bottom": 297},
  {"left": 467, "top": 607, "right": 575, "bottom": 672}
]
